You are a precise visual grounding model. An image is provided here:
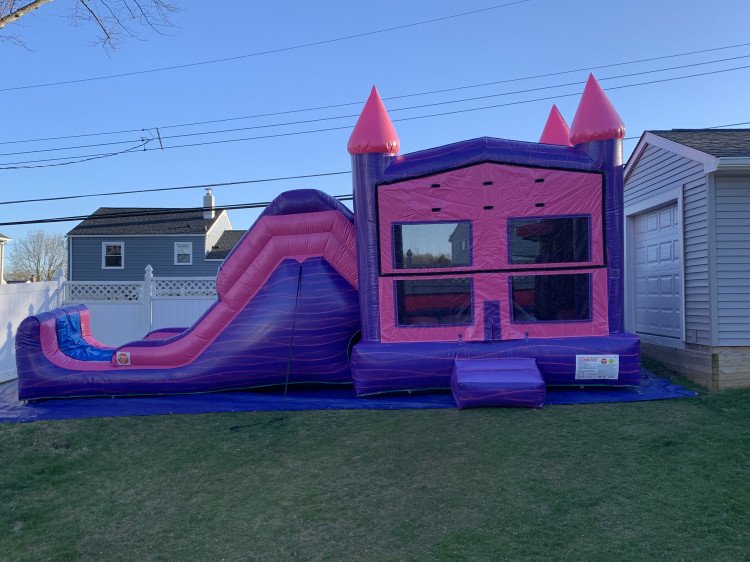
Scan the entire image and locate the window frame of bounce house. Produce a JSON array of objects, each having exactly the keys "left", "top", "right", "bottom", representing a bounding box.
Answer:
[
  {"left": 506, "top": 214, "right": 594, "bottom": 267},
  {"left": 393, "top": 276, "right": 474, "bottom": 328},
  {"left": 508, "top": 272, "right": 593, "bottom": 324},
  {"left": 391, "top": 220, "right": 473, "bottom": 271},
  {"left": 101, "top": 241, "right": 125, "bottom": 270}
]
